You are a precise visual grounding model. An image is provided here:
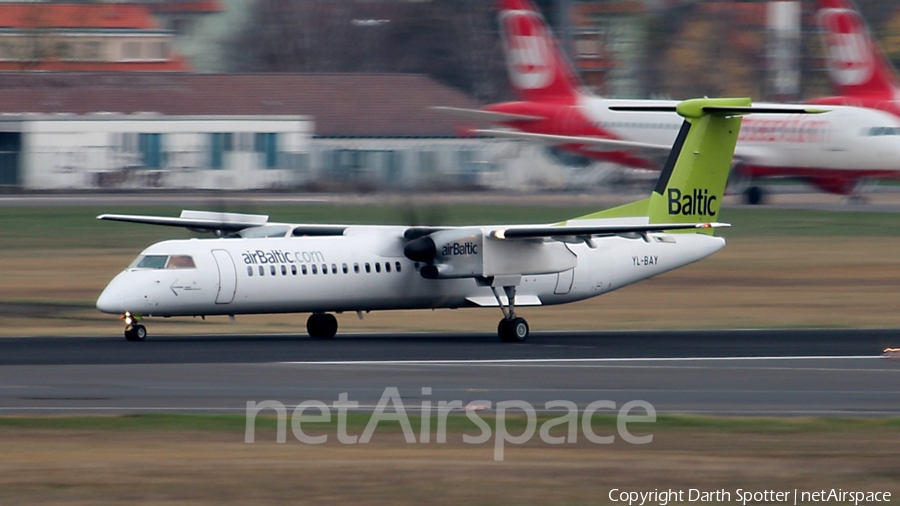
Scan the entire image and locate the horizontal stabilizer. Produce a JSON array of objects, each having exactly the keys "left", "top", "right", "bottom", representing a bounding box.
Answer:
[
  {"left": 474, "top": 129, "right": 671, "bottom": 153},
  {"left": 609, "top": 105, "right": 825, "bottom": 116},
  {"left": 432, "top": 106, "right": 542, "bottom": 123},
  {"left": 490, "top": 222, "right": 729, "bottom": 240}
]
